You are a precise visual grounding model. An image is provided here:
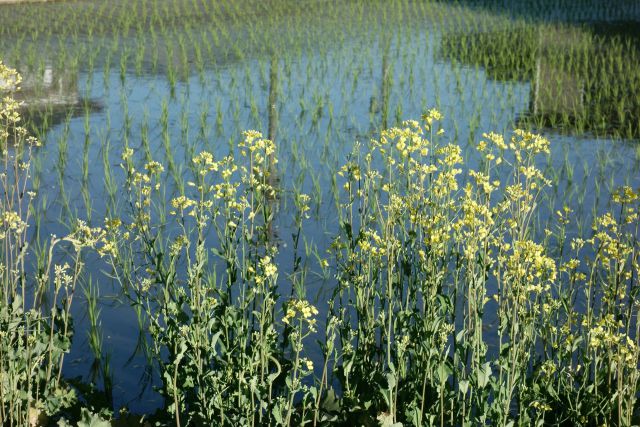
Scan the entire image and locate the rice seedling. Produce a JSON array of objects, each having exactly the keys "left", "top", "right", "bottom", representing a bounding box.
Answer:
[{"left": 83, "top": 278, "right": 113, "bottom": 408}]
